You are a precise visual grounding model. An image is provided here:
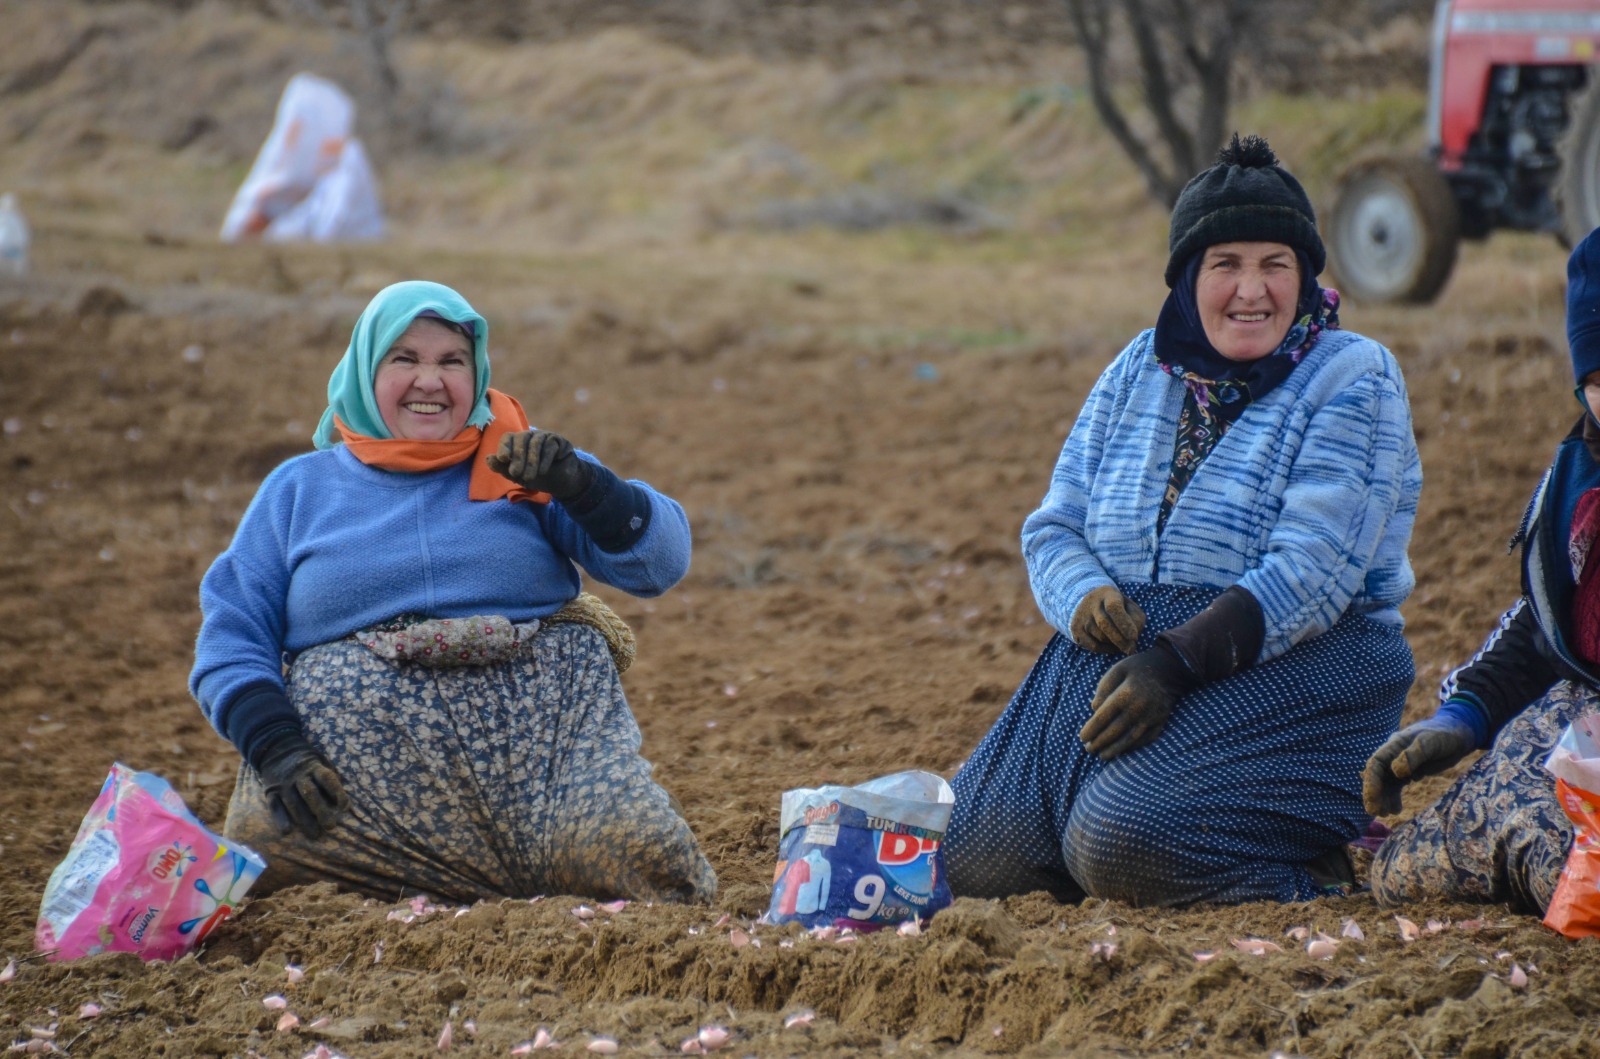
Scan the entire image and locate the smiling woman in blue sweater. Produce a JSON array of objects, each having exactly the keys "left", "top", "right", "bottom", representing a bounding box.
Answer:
[
  {"left": 192, "top": 279, "right": 715, "bottom": 903},
  {"left": 943, "top": 136, "right": 1422, "bottom": 906}
]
